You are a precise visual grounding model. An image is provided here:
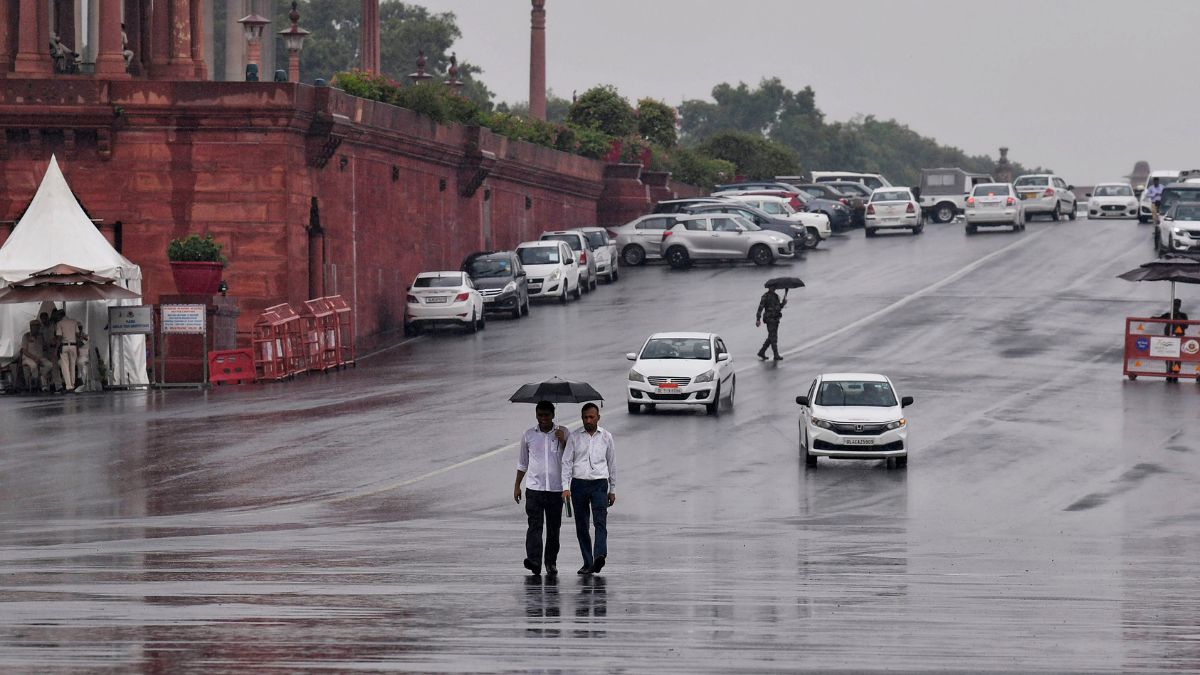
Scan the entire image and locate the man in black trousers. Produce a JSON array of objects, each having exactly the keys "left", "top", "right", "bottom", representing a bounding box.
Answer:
[
  {"left": 561, "top": 403, "right": 617, "bottom": 574},
  {"left": 514, "top": 400, "right": 567, "bottom": 576}
]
